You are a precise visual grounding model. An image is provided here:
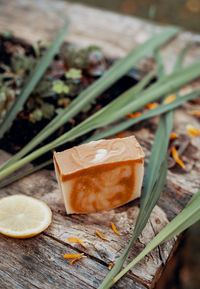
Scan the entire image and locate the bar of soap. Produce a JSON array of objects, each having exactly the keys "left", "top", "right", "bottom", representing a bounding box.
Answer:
[{"left": 54, "top": 136, "right": 144, "bottom": 214}]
